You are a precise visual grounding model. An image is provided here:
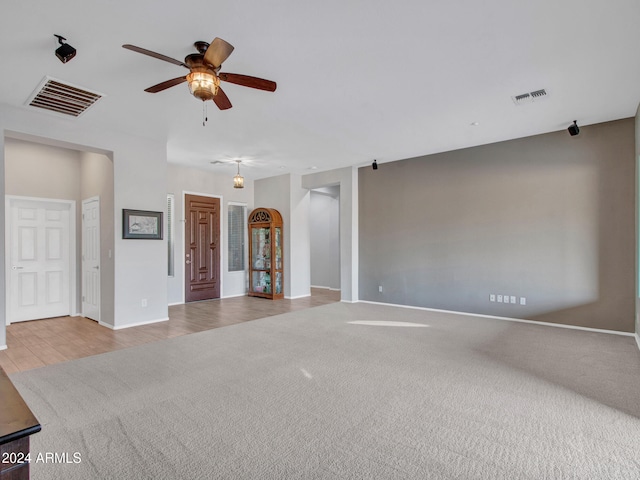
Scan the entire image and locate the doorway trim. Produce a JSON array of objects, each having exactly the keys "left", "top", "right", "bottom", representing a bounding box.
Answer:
[
  {"left": 181, "top": 191, "right": 223, "bottom": 303},
  {"left": 301, "top": 167, "right": 359, "bottom": 303},
  {"left": 81, "top": 196, "right": 101, "bottom": 322},
  {"left": 5, "top": 195, "right": 77, "bottom": 325}
]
